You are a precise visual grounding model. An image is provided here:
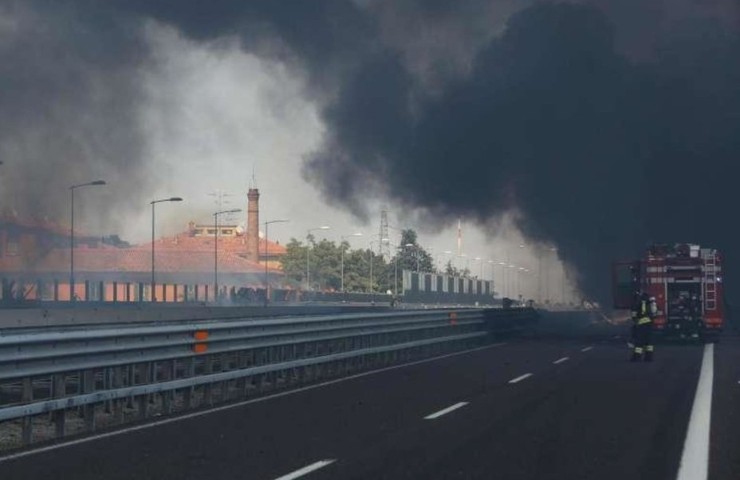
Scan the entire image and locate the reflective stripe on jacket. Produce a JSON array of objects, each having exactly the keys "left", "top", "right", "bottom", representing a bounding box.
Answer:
[{"left": 636, "top": 300, "right": 652, "bottom": 325}]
